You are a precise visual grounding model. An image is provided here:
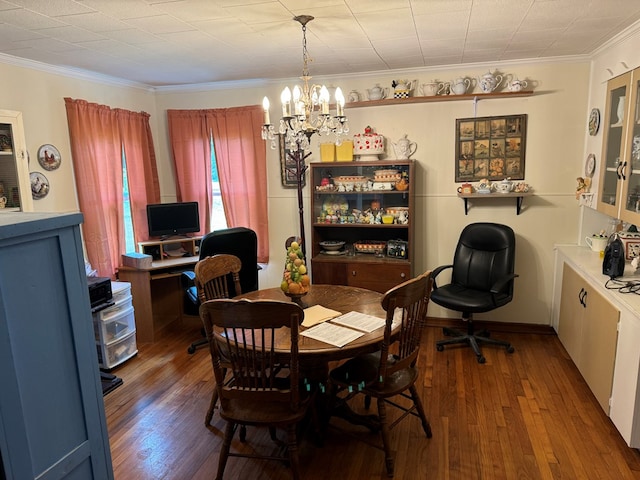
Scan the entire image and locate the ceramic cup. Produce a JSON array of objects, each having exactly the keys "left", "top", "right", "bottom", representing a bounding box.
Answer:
[{"left": 586, "top": 236, "right": 608, "bottom": 252}]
